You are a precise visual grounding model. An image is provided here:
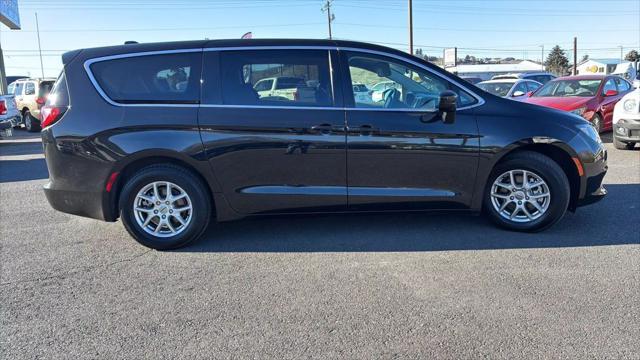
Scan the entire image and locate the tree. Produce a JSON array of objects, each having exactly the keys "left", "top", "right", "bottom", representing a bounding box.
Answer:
[
  {"left": 545, "top": 45, "right": 570, "bottom": 75},
  {"left": 624, "top": 49, "right": 639, "bottom": 62},
  {"left": 581, "top": 54, "right": 589, "bottom": 62}
]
